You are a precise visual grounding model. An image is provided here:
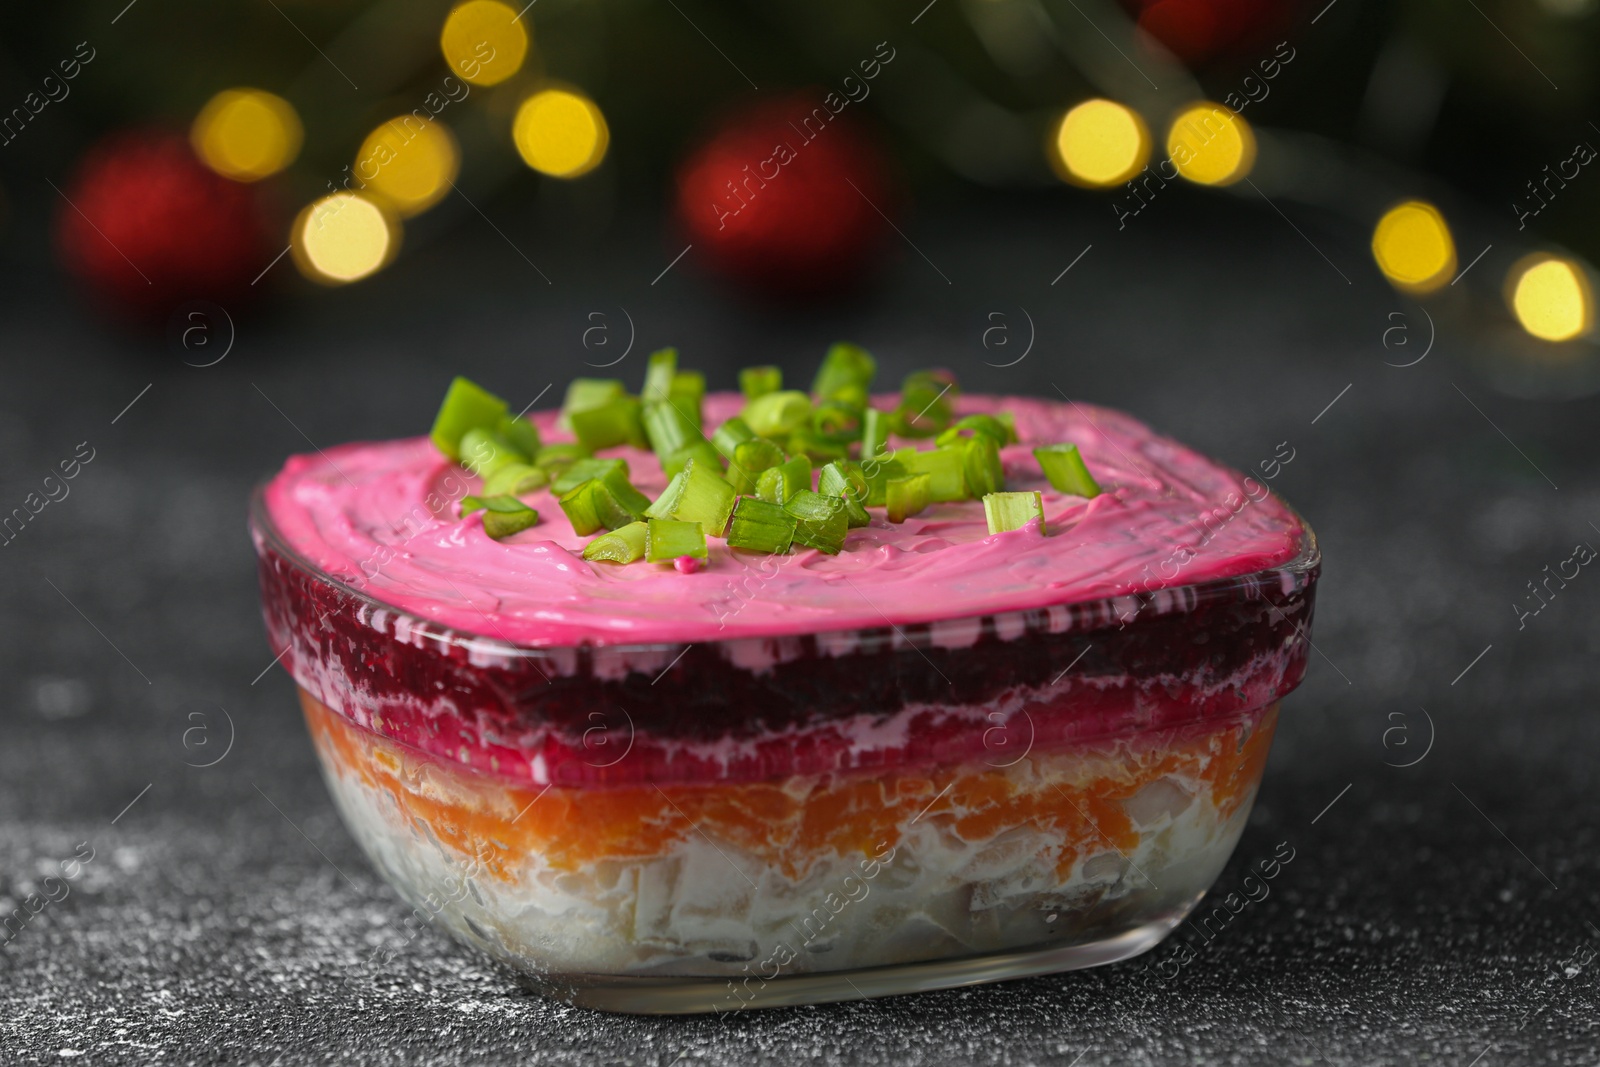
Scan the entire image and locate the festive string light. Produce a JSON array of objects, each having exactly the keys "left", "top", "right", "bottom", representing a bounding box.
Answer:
[
  {"left": 355, "top": 118, "right": 460, "bottom": 217},
  {"left": 1508, "top": 254, "right": 1593, "bottom": 341},
  {"left": 1166, "top": 103, "right": 1255, "bottom": 186},
  {"left": 292, "top": 193, "right": 398, "bottom": 284},
  {"left": 191, "top": 89, "right": 302, "bottom": 182},
  {"left": 440, "top": 1, "right": 529, "bottom": 87},
  {"left": 1050, "top": 99, "right": 1150, "bottom": 187},
  {"left": 513, "top": 88, "right": 609, "bottom": 178},
  {"left": 1371, "top": 200, "right": 1456, "bottom": 294}
]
